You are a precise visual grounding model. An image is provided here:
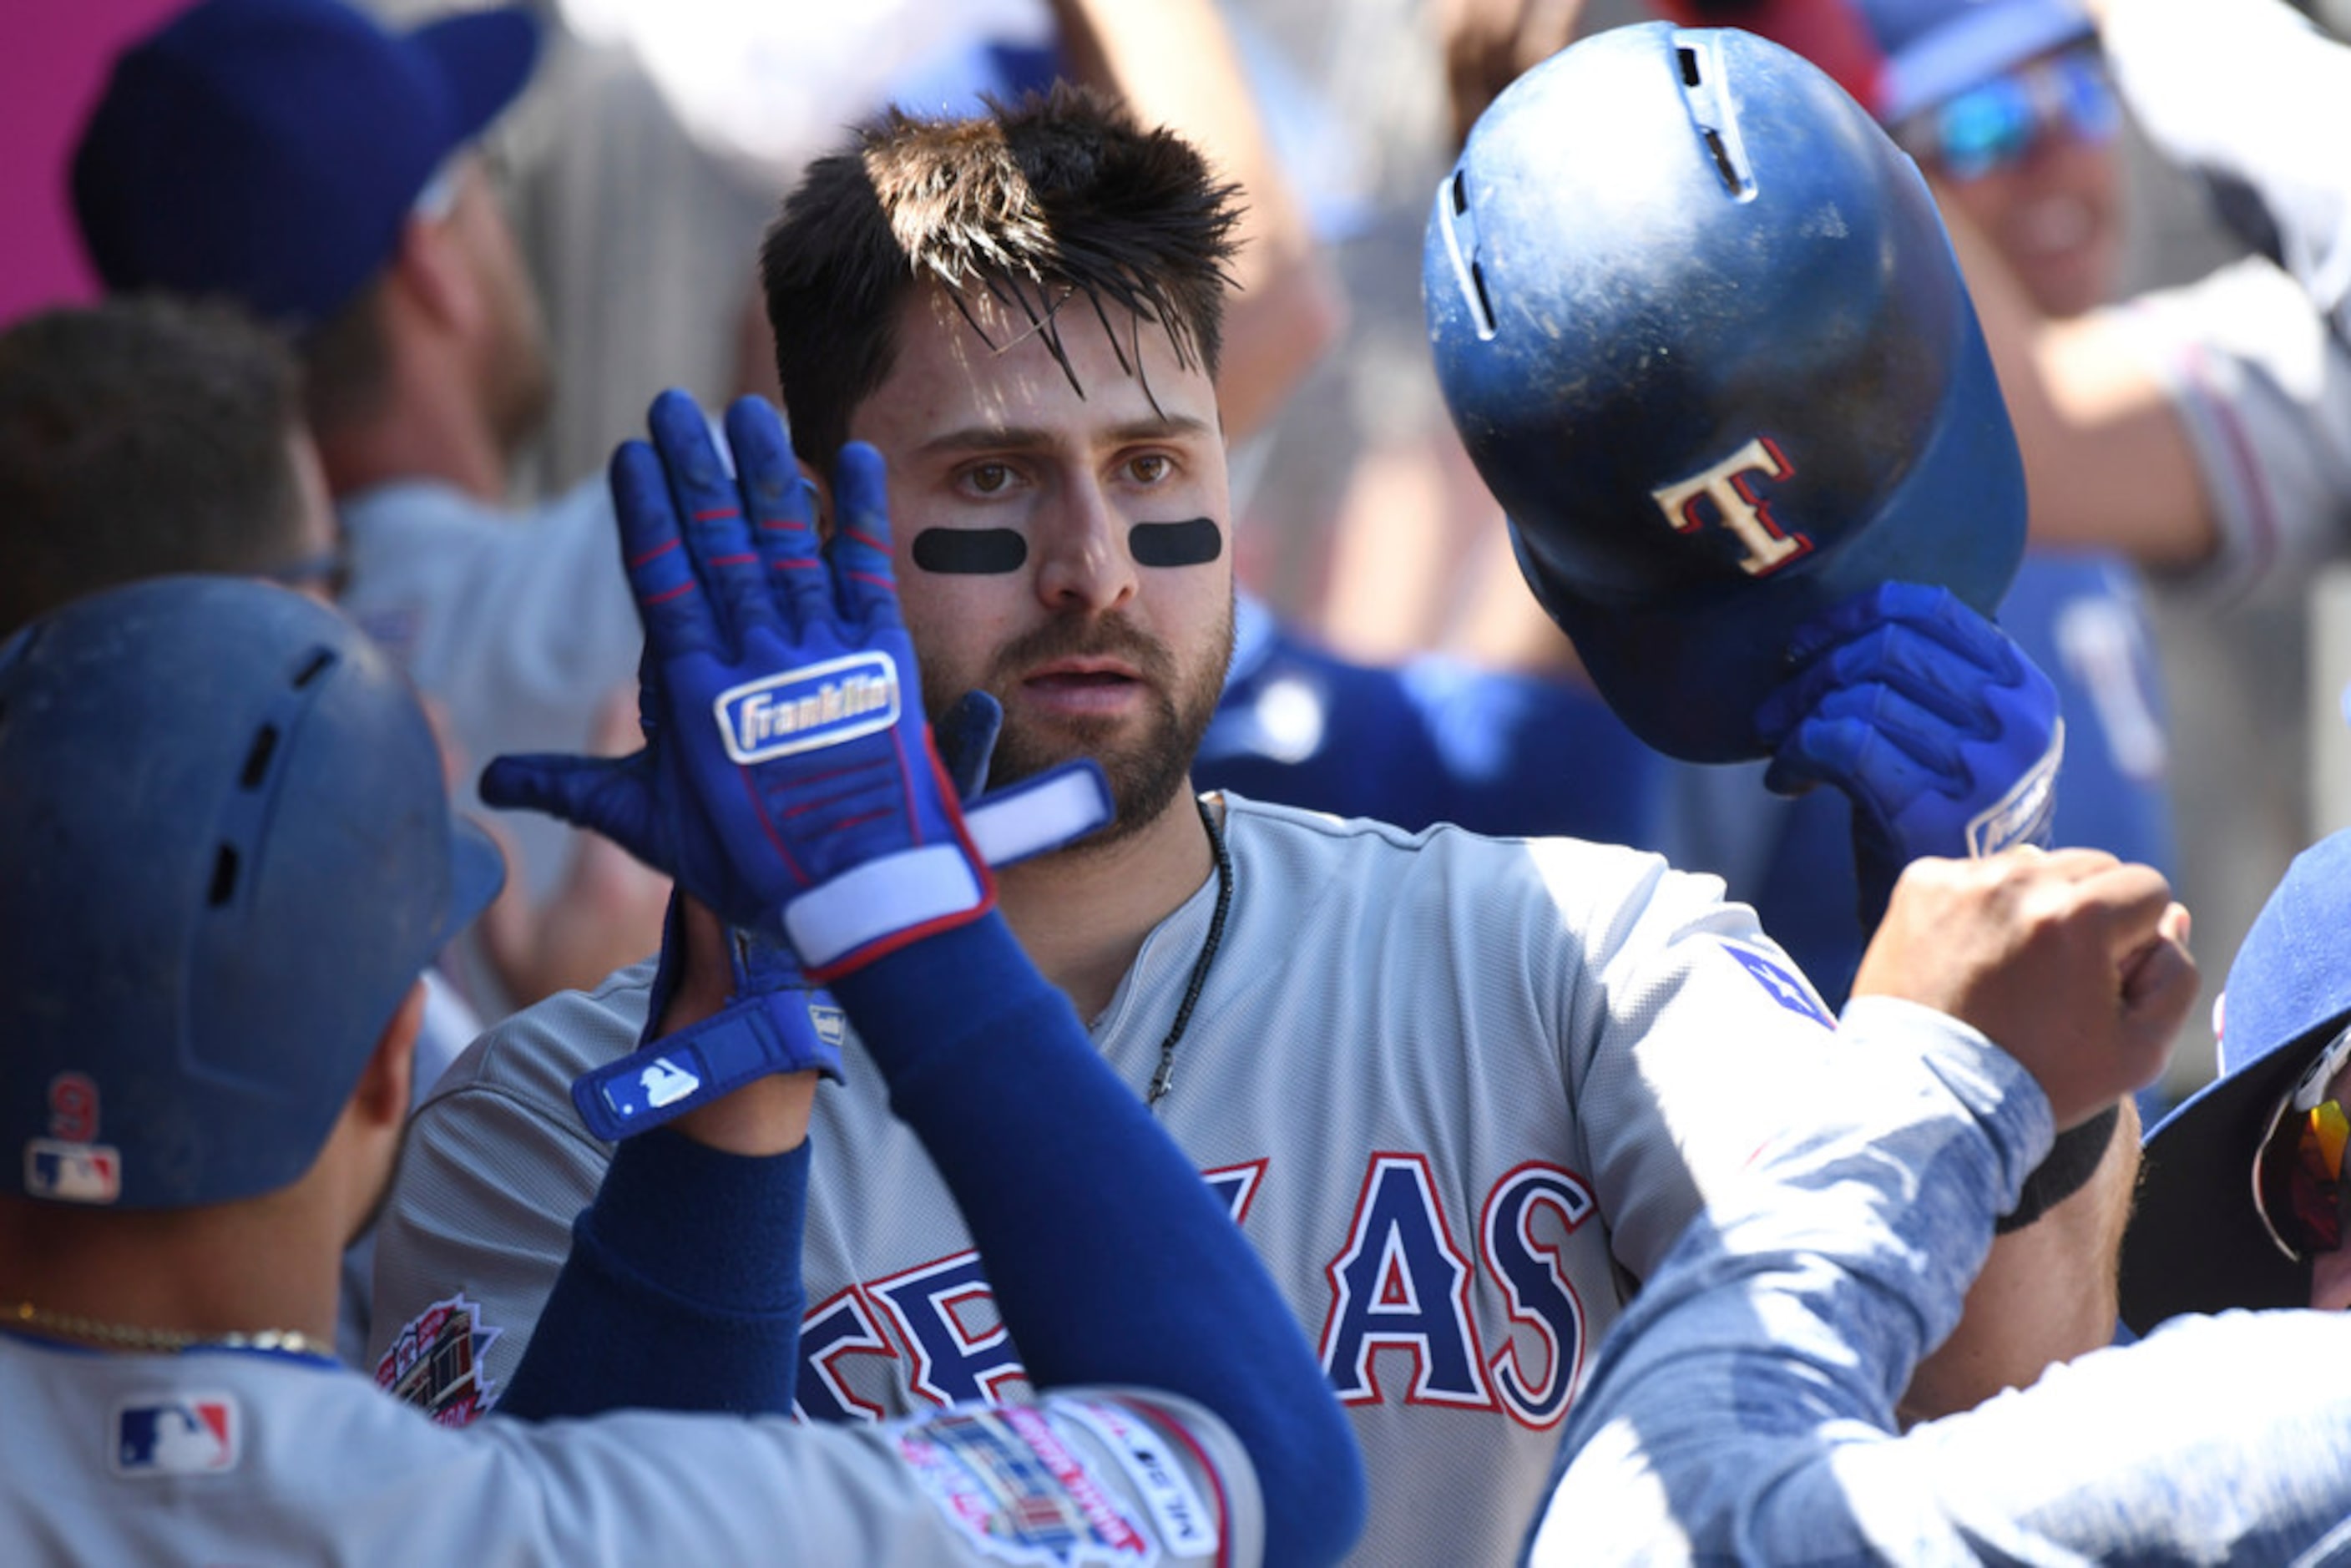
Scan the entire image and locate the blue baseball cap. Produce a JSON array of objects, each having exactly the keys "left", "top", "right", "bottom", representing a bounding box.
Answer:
[
  {"left": 2119, "top": 828, "right": 2351, "bottom": 1333},
  {"left": 71, "top": 0, "right": 540, "bottom": 330},
  {"left": 1855, "top": 0, "right": 2096, "bottom": 122}
]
